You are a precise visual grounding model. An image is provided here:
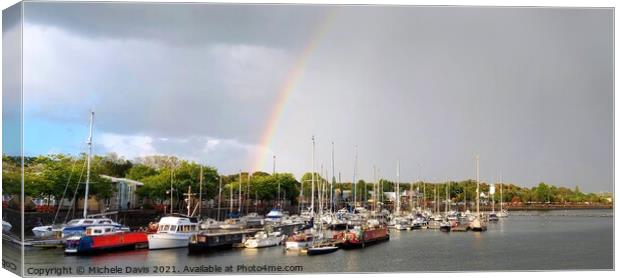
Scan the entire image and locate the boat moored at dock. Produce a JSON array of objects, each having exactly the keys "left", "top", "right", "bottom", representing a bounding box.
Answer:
[
  {"left": 285, "top": 231, "right": 314, "bottom": 250},
  {"left": 243, "top": 231, "right": 284, "bottom": 248},
  {"left": 188, "top": 229, "right": 261, "bottom": 253},
  {"left": 64, "top": 226, "right": 148, "bottom": 255},
  {"left": 61, "top": 218, "right": 128, "bottom": 238},
  {"left": 148, "top": 215, "right": 199, "bottom": 250},
  {"left": 333, "top": 220, "right": 389, "bottom": 249}
]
